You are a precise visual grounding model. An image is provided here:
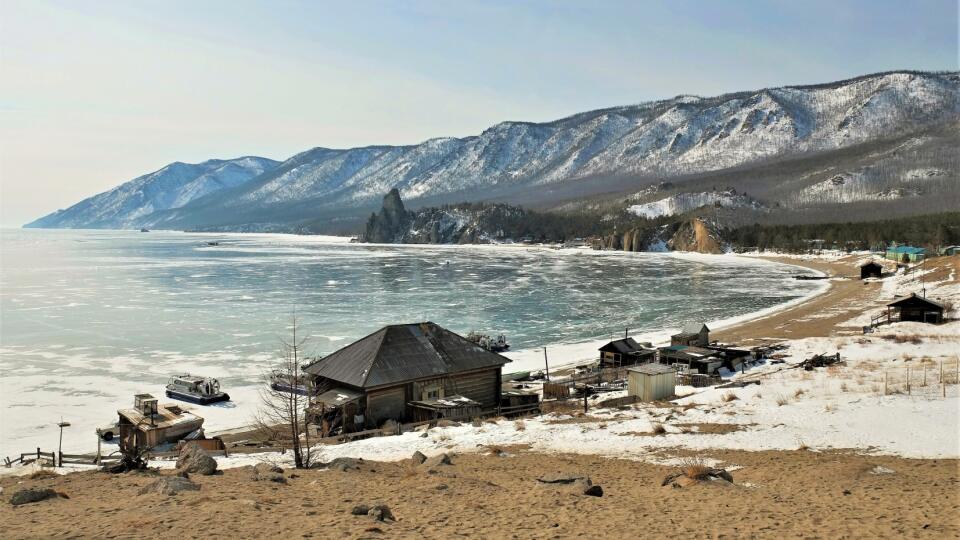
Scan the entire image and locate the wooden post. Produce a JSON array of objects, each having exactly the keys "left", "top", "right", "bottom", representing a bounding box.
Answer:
[
  {"left": 923, "top": 366, "right": 927, "bottom": 387},
  {"left": 940, "top": 361, "right": 944, "bottom": 384},
  {"left": 907, "top": 367, "right": 911, "bottom": 395},
  {"left": 884, "top": 371, "right": 888, "bottom": 395},
  {"left": 583, "top": 392, "right": 588, "bottom": 413},
  {"left": 543, "top": 347, "right": 550, "bottom": 382}
]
